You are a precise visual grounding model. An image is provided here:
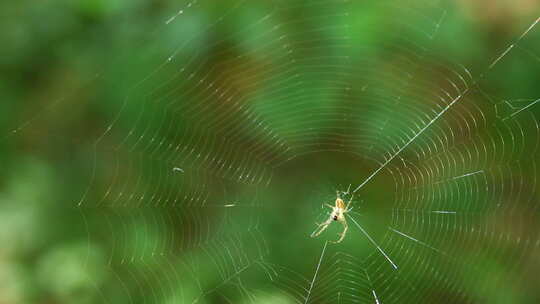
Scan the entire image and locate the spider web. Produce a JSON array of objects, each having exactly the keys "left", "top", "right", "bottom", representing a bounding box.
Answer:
[{"left": 5, "top": 0, "right": 540, "bottom": 303}]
